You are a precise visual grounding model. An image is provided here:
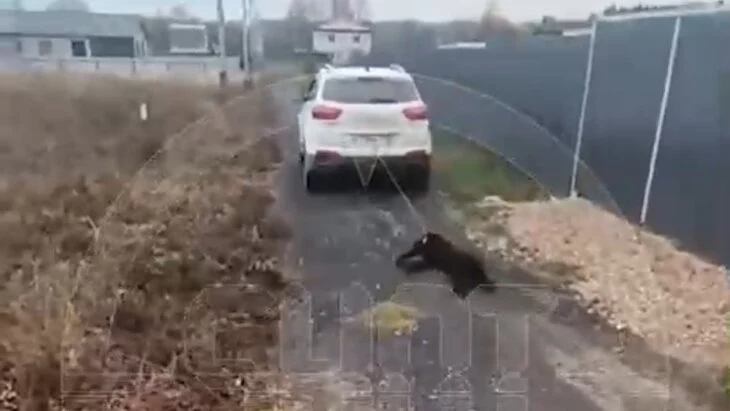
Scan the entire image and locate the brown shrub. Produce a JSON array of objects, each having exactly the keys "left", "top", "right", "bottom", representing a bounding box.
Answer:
[{"left": 0, "top": 73, "right": 290, "bottom": 410}]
